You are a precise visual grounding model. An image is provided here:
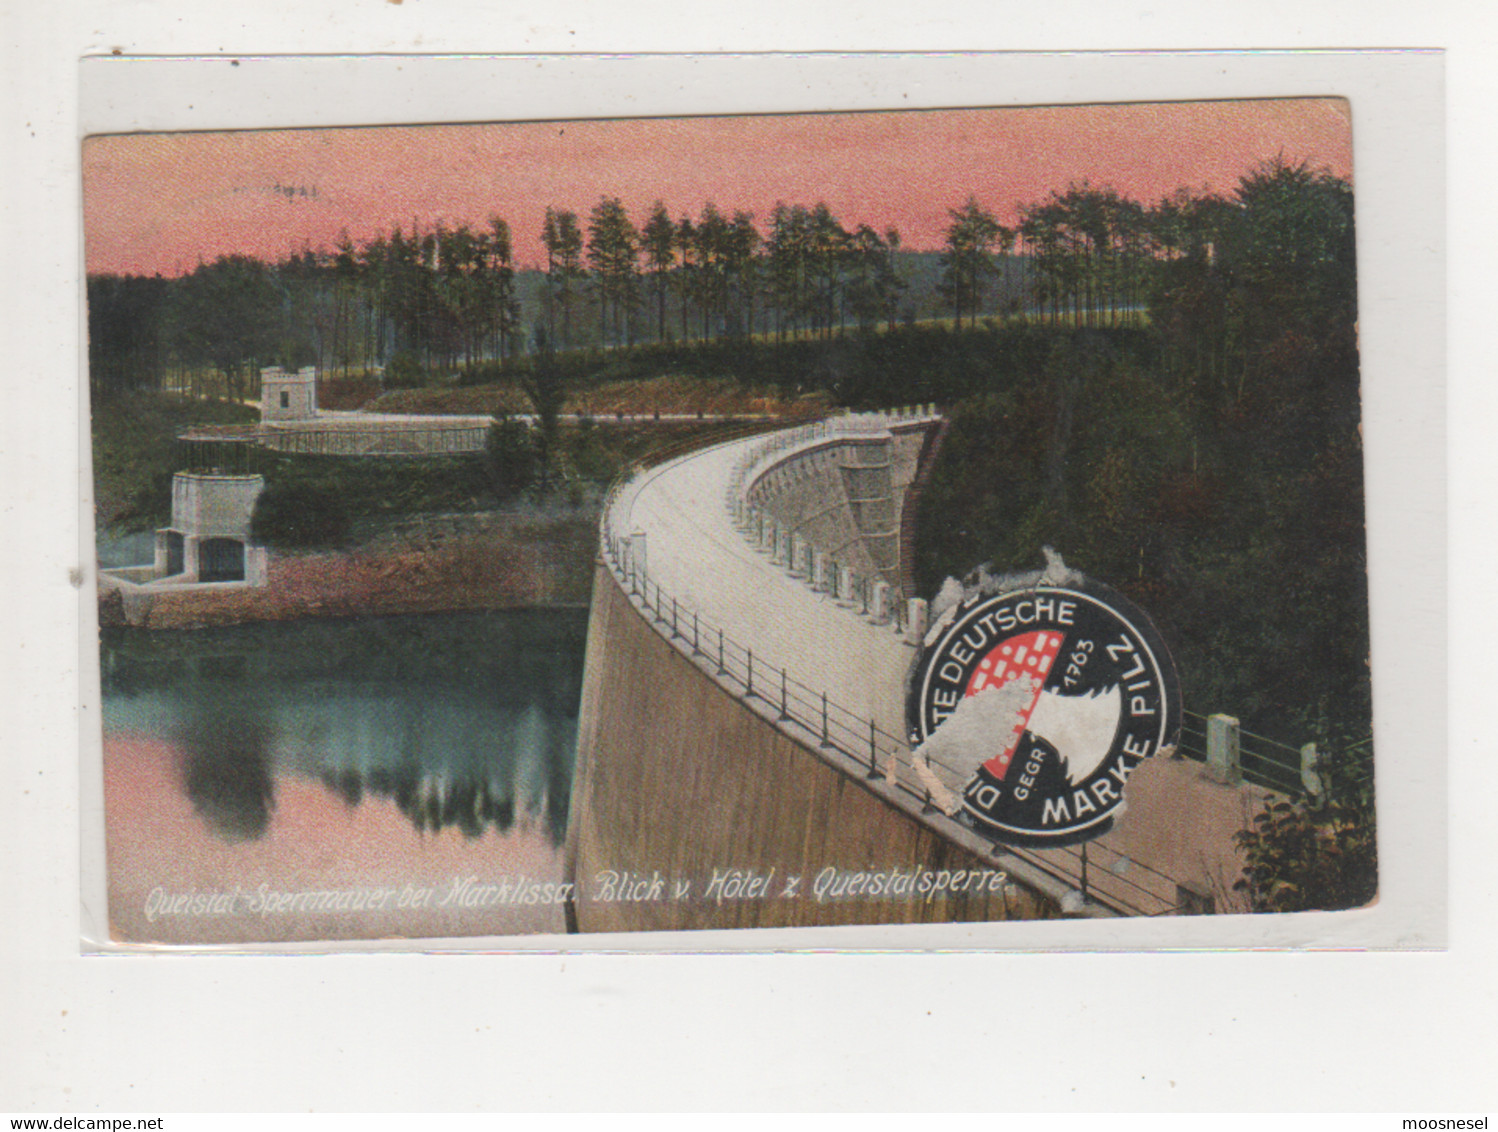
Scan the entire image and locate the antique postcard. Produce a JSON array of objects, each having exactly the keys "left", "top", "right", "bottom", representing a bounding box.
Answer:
[{"left": 82, "top": 97, "right": 1376, "bottom": 947}]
